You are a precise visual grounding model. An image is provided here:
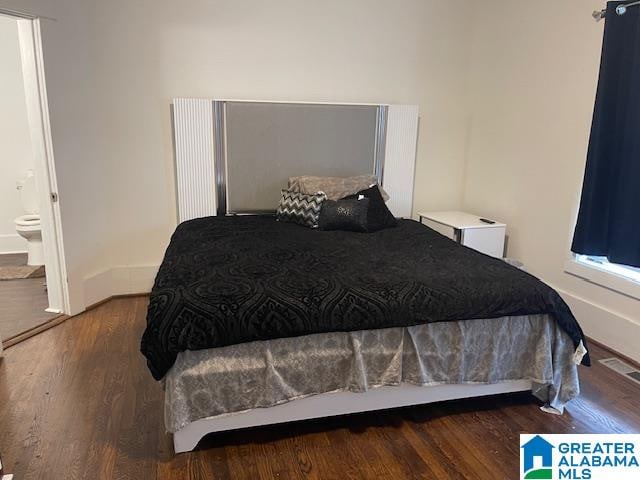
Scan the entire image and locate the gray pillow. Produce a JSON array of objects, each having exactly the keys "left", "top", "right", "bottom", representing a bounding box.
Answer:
[{"left": 276, "top": 190, "right": 327, "bottom": 228}]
